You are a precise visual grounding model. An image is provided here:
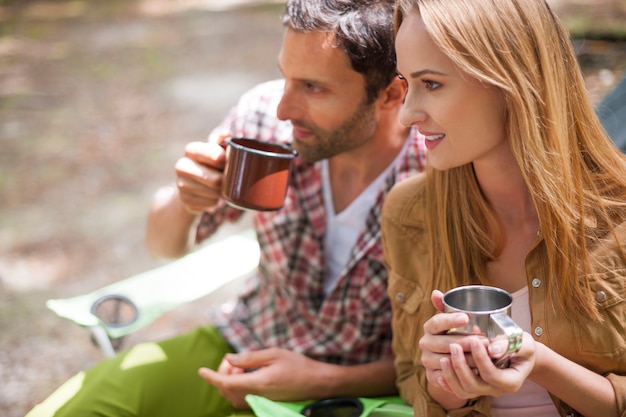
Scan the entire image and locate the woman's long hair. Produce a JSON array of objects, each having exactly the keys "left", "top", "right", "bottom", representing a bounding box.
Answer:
[{"left": 395, "top": 0, "right": 626, "bottom": 319}]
